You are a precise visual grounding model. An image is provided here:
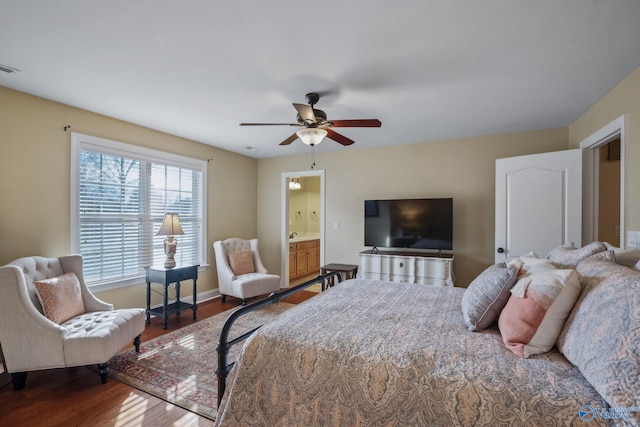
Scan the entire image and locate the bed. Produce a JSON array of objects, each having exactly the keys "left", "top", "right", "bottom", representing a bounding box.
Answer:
[{"left": 214, "top": 277, "right": 611, "bottom": 426}]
